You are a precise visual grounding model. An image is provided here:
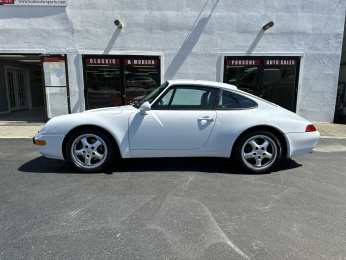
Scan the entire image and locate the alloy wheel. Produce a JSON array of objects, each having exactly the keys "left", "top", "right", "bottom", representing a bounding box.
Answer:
[
  {"left": 71, "top": 134, "right": 108, "bottom": 169},
  {"left": 241, "top": 135, "right": 277, "bottom": 170}
]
